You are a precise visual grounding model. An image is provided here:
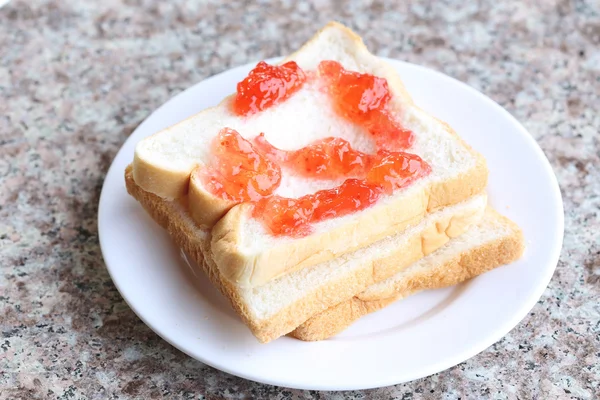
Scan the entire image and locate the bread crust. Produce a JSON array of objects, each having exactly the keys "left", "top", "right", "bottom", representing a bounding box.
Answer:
[
  {"left": 125, "top": 166, "right": 487, "bottom": 343},
  {"left": 290, "top": 208, "right": 525, "bottom": 341},
  {"left": 132, "top": 151, "right": 192, "bottom": 200}
]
